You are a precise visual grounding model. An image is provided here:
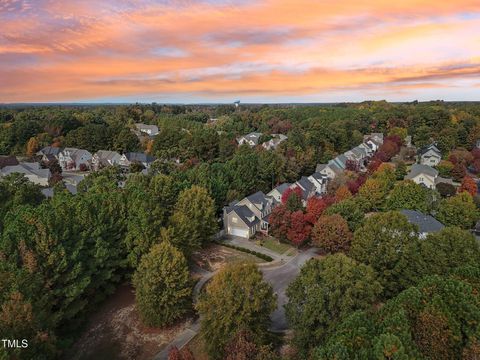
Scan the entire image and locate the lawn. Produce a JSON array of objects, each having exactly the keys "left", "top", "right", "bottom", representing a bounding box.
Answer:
[
  {"left": 257, "top": 236, "right": 293, "bottom": 254},
  {"left": 193, "top": 244, "right": 265, "bottom": 272}
]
